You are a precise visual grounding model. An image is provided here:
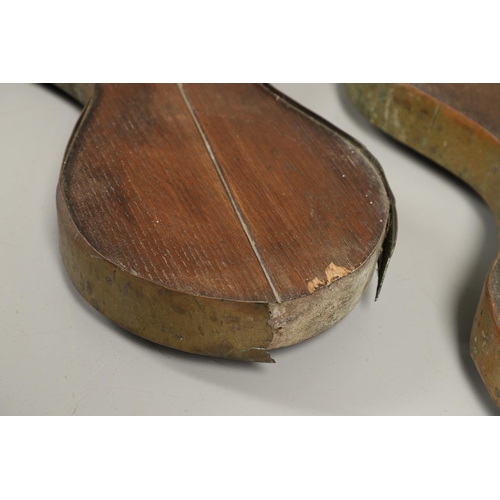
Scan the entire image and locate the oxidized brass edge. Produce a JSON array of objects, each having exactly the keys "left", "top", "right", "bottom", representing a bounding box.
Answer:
[
  {"left": 345, "top": 83, "right": 500, "bottom": 405},
  {"left": 57, "top": 186, "right": 274, "bottom": 362}
]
